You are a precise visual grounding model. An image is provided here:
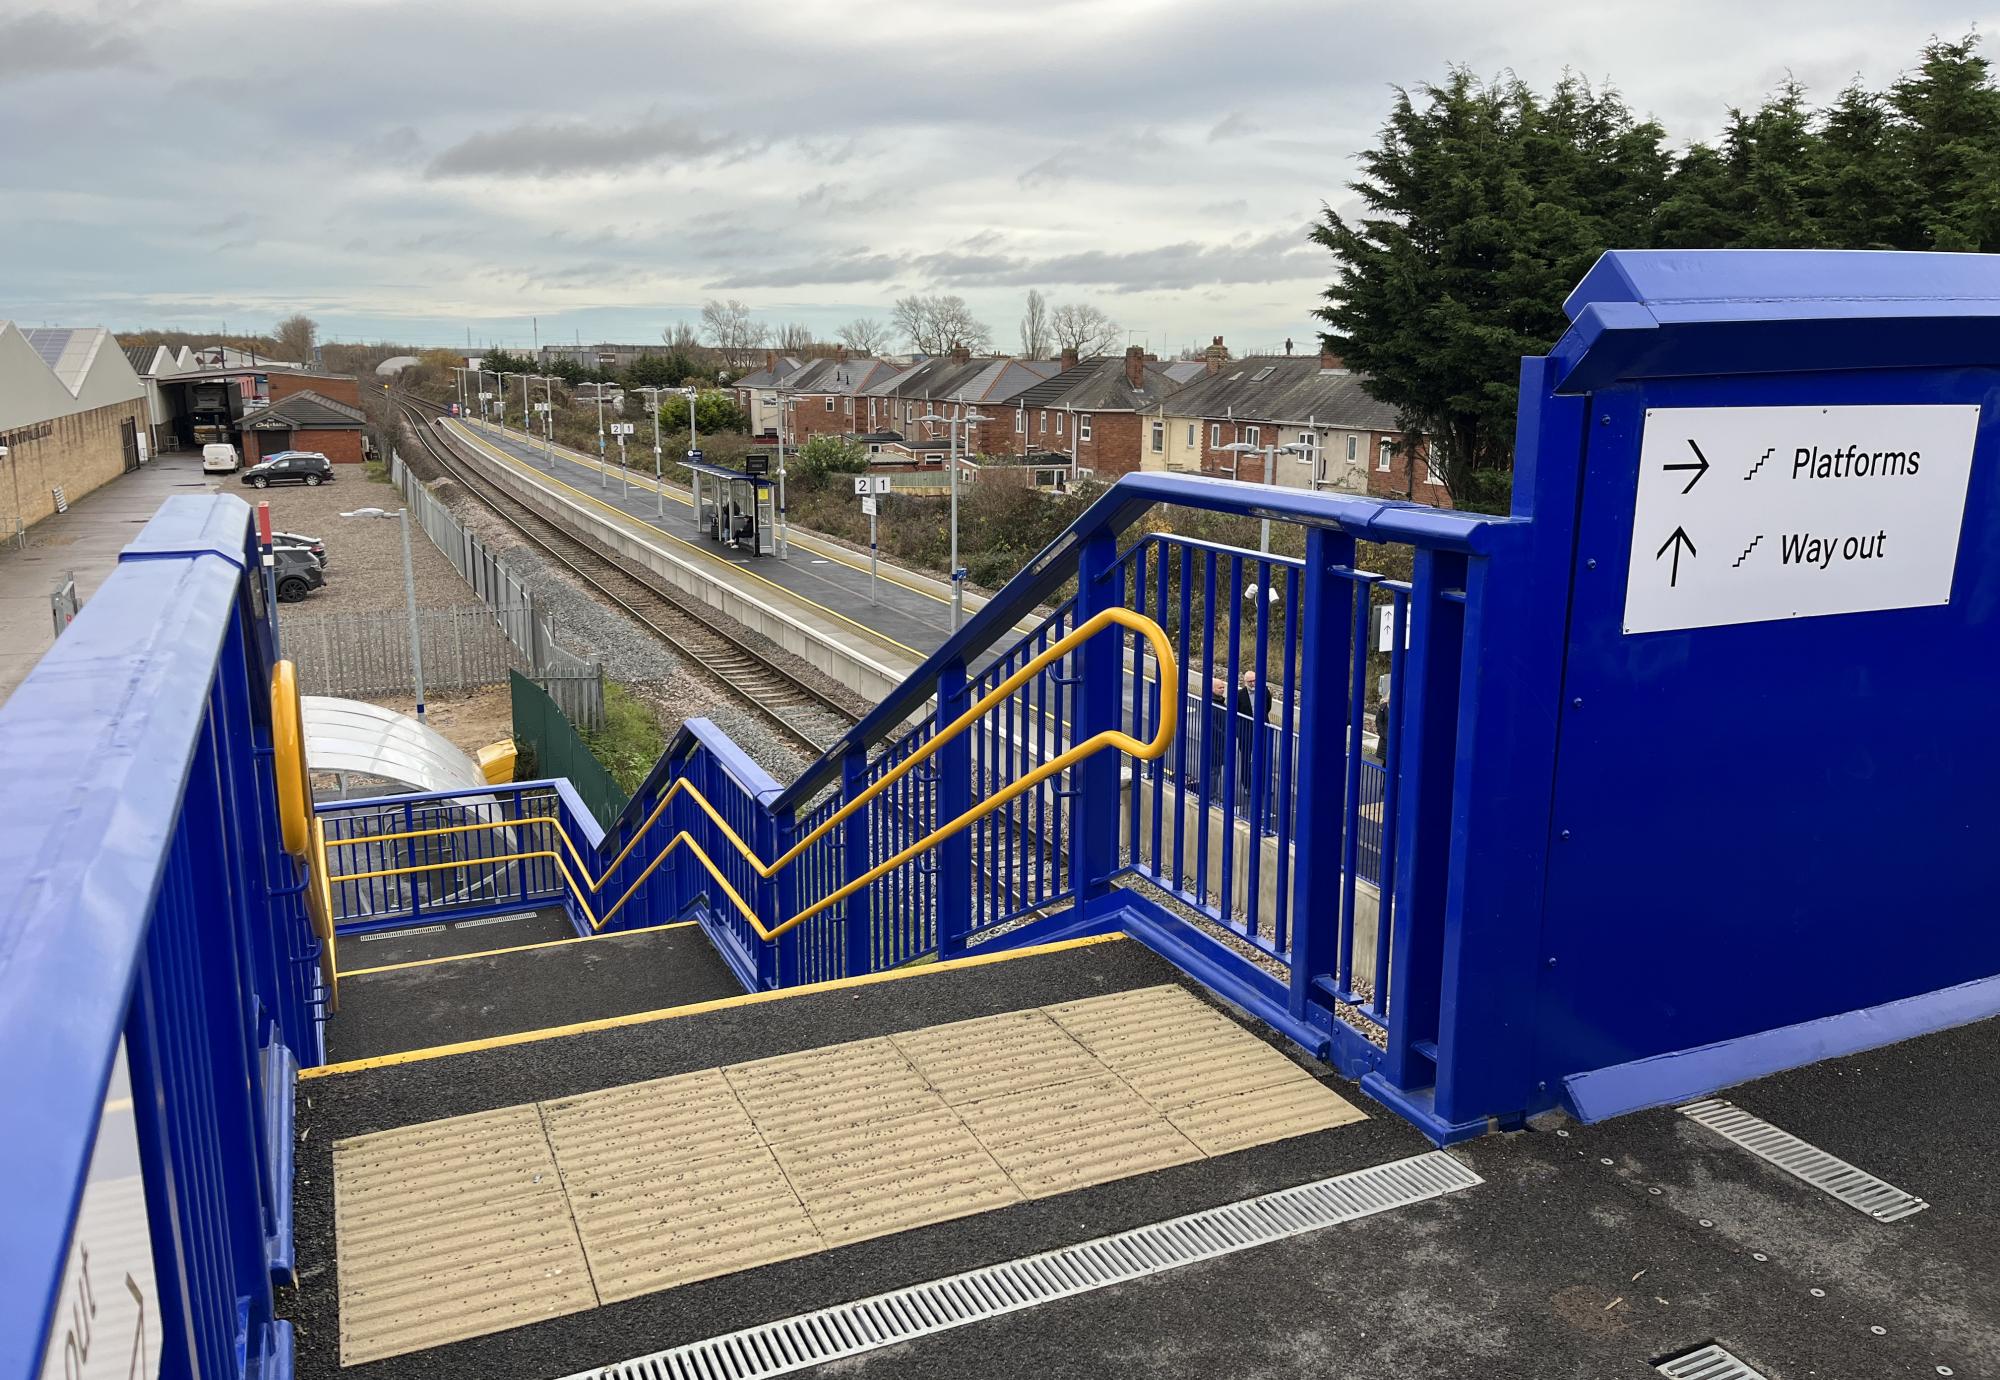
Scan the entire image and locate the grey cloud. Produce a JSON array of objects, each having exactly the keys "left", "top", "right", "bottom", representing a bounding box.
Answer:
[
  {"left": 0, "top": 12, "right": 143, "bottom": 83},
  {"left": 711, "top": 253, "right": 906, "bottom": 289},
  {"left": 1207, "top": 110, "right": 1260, "bottom": 142},
  {"left": 913, "top": 227, "right": 1320, "bottom": 292},
  {"left": 427, "top": 115, "right": 743, "bottom": 179}
]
